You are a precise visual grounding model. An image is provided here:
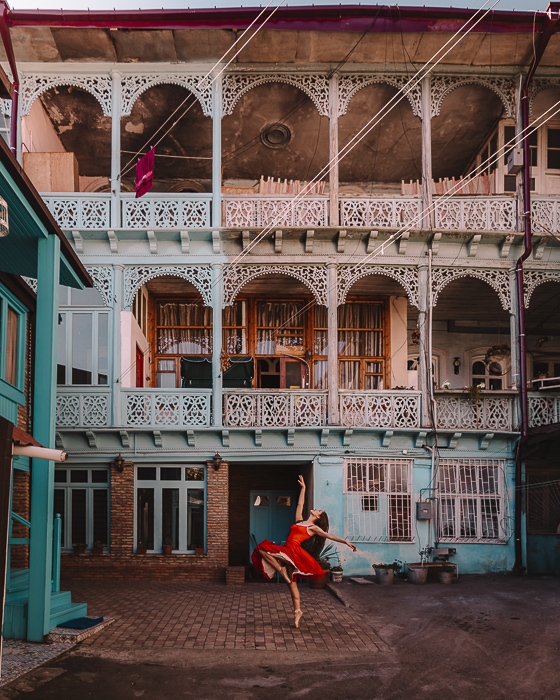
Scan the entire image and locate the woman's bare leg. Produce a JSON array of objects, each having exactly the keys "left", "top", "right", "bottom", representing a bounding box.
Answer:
[
  {"left": 288, "top": 581, "right": 303, "bottom": 628},
  {"left": 259, "top": 551, "right": 291, "bottom": 584}
]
